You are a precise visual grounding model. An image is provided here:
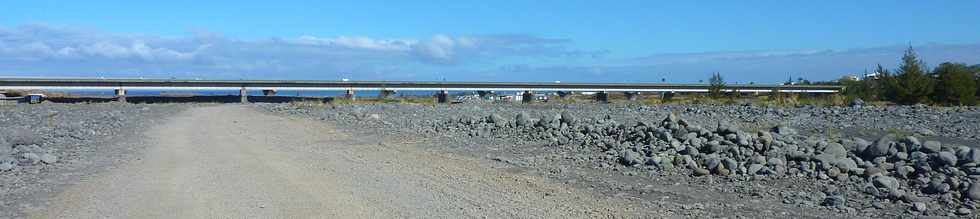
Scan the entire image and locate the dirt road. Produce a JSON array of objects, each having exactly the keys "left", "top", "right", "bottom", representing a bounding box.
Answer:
[{"left": 33, "top": 105, "right": 635, "bottom": 218}]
